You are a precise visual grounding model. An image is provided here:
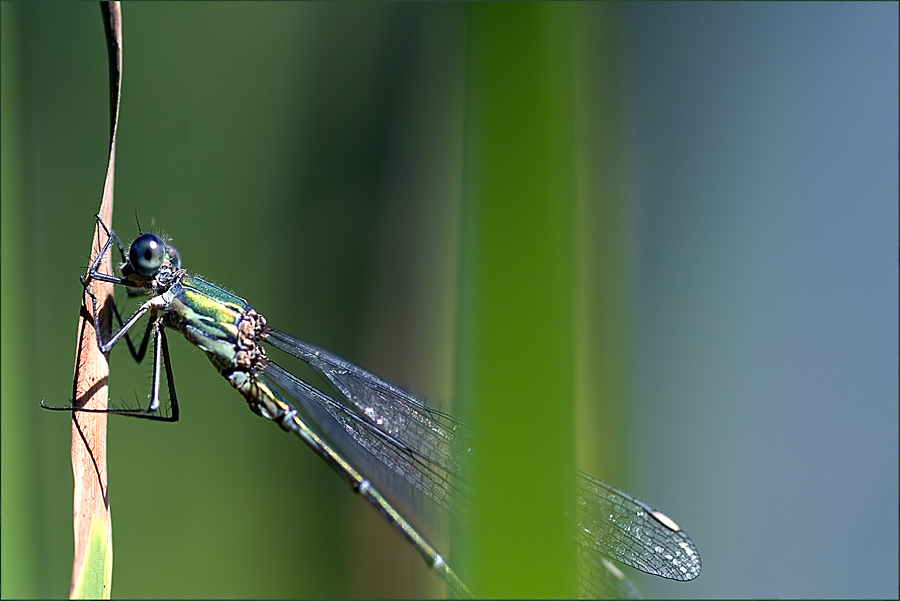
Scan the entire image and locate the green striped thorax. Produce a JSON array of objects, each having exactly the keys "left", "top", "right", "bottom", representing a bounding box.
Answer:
[{"left": 117, "top": 232, "right": 269, "bottom": 377}]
